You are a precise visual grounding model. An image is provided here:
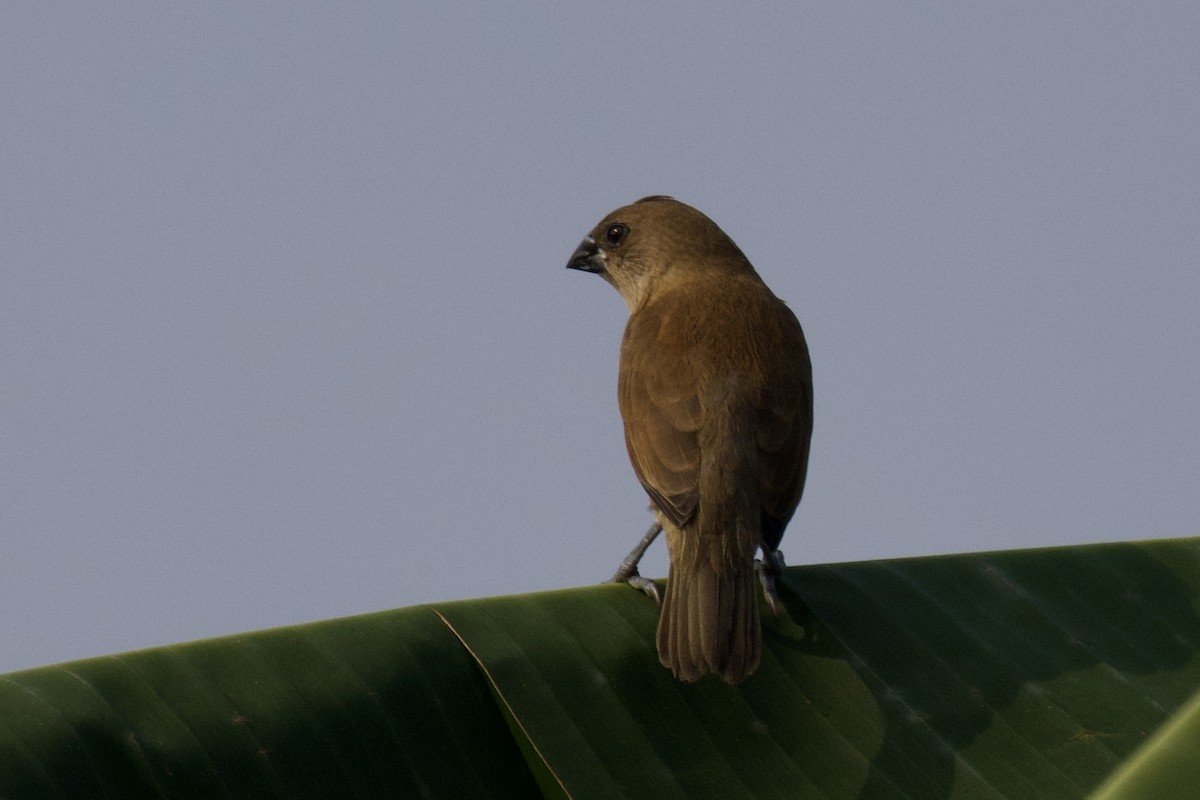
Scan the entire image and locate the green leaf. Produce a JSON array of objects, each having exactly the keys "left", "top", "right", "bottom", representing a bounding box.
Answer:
[
  {"left": 1087, "top": 684, "right": 1200, "bottom": 799},
  {"left": 437, "top": 538, "right": 1200, "bottom": 799},
  {"left": 0, "top": 606, "right": 540, "bottom": 798},
  {"left": 3, "top": 537, "right": 1199, "bottom": 798}
]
